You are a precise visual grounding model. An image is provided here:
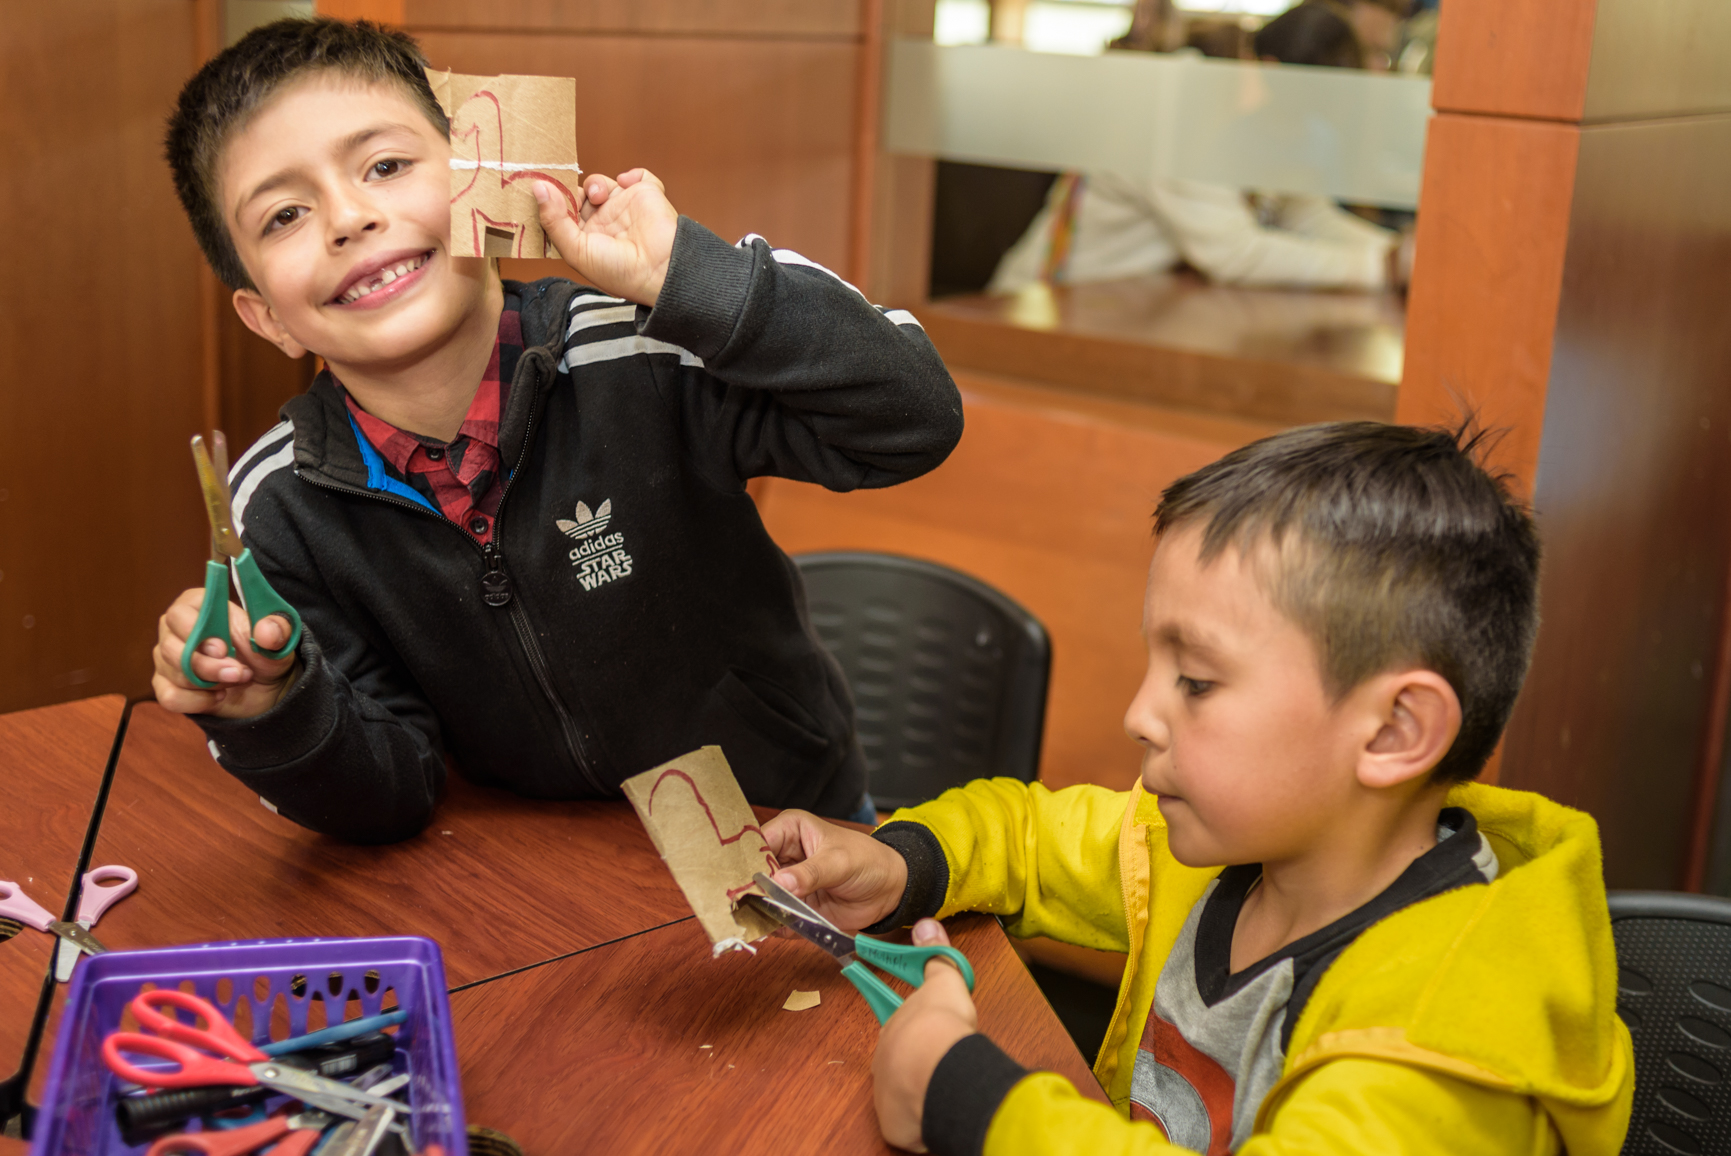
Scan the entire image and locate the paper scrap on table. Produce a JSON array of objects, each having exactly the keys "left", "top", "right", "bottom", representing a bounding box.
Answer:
[
  {"left": 425, "top": 68, "right": 581, "bottom": 259},
  {"left": 783, "top": 990, "right": 822, "bottom": 1012},
  {"left": 622, "top": 746, "right": 782, "bottom": 955}
]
